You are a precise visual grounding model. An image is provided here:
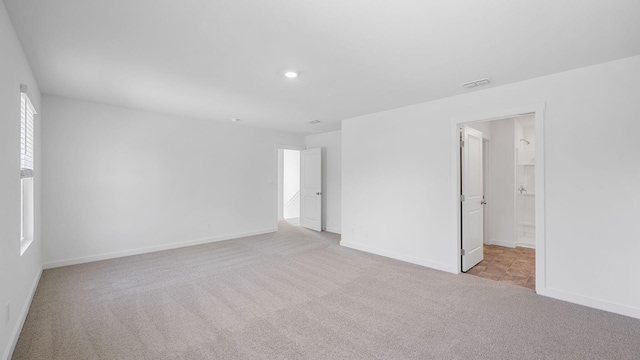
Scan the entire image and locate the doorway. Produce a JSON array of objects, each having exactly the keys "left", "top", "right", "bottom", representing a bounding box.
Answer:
[
  {"left": 276, "top": 146, "right": 323, "bottom": 231},
  {"left": 277, "top": 149, "right": 301, "bottom": 226},
  {"left": 465, "top": 116, "right": 536, "bottom": 290},
  {"left": 454, "top": 104, "right": 545, "bottom": 293},
  {"left": 283, "top": 149, "right": 301, "bottom": 224}
]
